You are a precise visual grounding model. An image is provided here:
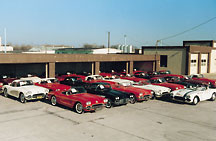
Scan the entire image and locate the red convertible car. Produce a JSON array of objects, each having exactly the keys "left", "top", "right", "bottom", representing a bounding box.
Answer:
[
  {"left": 149, "top": 77, "right": 185, "bottom": 91},
  {"left": 110, "top": 82, "right": 153, "bottom": 102},
  {"left": 190, "top": 74, "right": 216, "bottom": 88},
  {"left": 35, "top": 78, "right": 71, "bottom": 92},
  {"left": 48, "top": 87, "right": 108, "bottom": 114}
]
